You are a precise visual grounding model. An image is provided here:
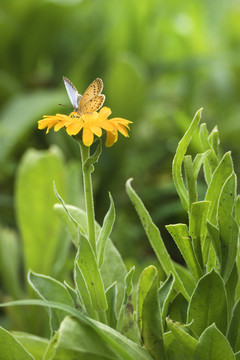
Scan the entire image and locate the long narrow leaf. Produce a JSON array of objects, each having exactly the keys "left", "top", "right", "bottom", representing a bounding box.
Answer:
[
  {"left": 138, "top": 266, "right": 165, "bottom": 360},
  {"left": 97, "top": 193, "right": 115, "bottom": 267},
  {"left": 76, "top": 231, "right": 108, "bottom": 312},
  {"left": 217, "top": 173, "right": 238, "bottom": 282},
  {"left": 158, "top": 274, "right": 175, "bottom": 325},
  {"left": 0, "top": 300, "right": 152, "bottom": 360},
  {"left": 166, "top": 224, "right": 202, "bottom": 282},
  {"left": 117, "top": 267, "right": 135, "bottom": 332},
  {"left": 172, "top": 108, "right": 203, "bottom": 211},
  {"left": 166, "top": 317, "right": 197, "bottom": 358},
  {"left": 74, "top": 263, "right": 98, "bottom": 319},
  {"left": 205, "top": 152, "right": 233, "bottom": 225},
  {"left": 183, "top": 155, "right": 197, "bottom": 207},
  {"left": 192, "top": 150, "right": 211, "bottom": 179},
  {"left": 189, "top": 201, "right": 210, "bottom": 267},
  {"left": 126, "top": 179, "right": 190, "bottom": 301}
]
